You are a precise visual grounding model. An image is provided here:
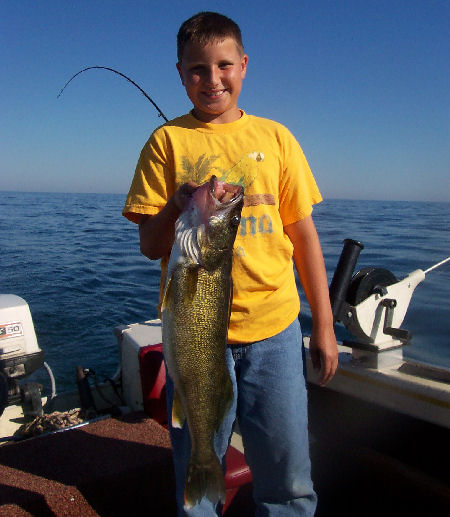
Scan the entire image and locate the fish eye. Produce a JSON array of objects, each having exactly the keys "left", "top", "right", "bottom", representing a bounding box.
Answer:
[{"left": 231, "top": 215, "right": 240, "bottom": 226}]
